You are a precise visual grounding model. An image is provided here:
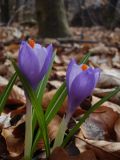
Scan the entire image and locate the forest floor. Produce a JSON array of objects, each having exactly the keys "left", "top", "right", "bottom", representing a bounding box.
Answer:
[{"left": 0, "top": 25, "right": 120, "bottom": 160}]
